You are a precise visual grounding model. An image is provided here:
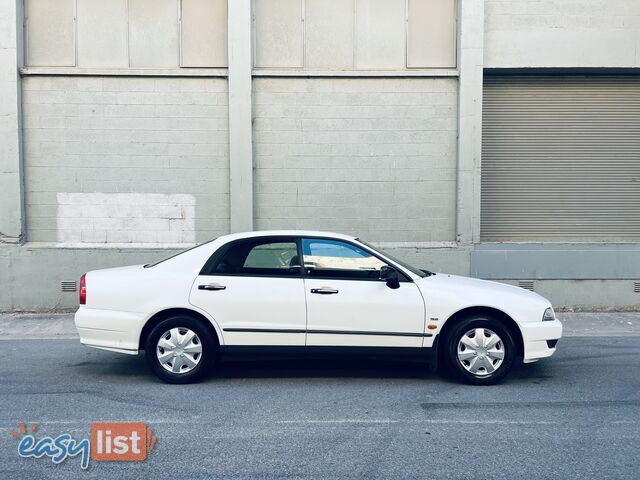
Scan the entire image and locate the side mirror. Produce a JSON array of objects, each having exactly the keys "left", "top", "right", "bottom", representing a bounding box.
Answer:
[{"left": 379, "top": 265, "right": 400, "bottom": 289}]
